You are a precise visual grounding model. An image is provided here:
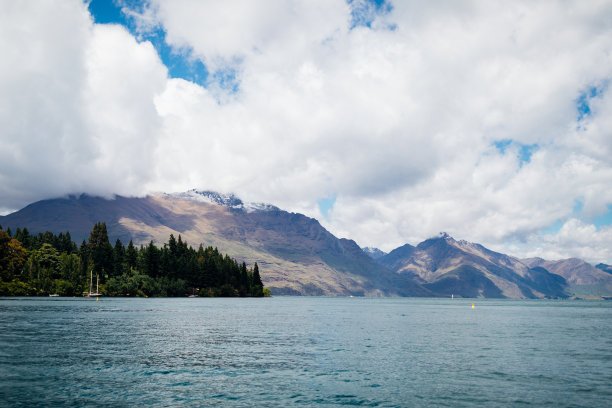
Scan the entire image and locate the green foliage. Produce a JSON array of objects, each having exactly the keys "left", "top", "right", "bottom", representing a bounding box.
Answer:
[
  {"left": 51, "top": 279, "right": 79, "bottom": 296},
  {"left": 0, "top": 230, "right": 27, "bottom": 281},
  {"left": 104, "top": 268, "right": 157, "bottom": 297},
  {"left": 215, "top": 283, "right": 238, "bottom": 297},
  {"left": 1, "top": 222, "right": 267, "bottom": 298},
  {"left": 12, "top": 228, "right": 77, "bottom": 253},
  {"left": 58, "top": 252, "right": 84, "bottom": 291},
  {"left": 0, "top": 279, "right": 40, "bottom": 296}
]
